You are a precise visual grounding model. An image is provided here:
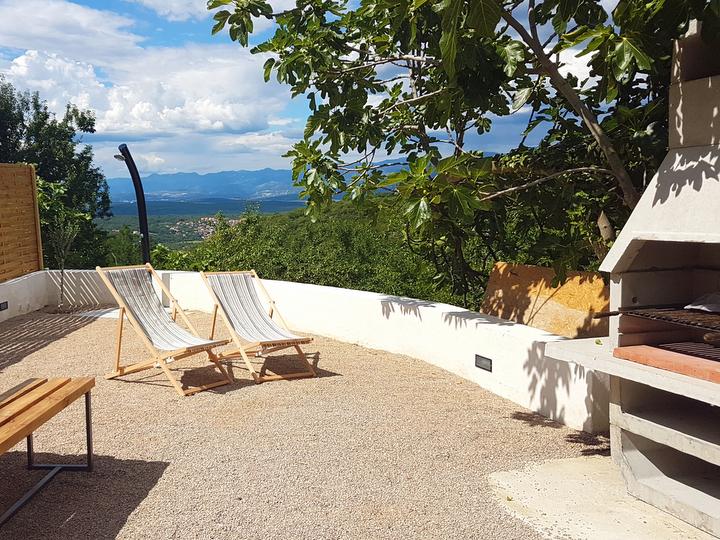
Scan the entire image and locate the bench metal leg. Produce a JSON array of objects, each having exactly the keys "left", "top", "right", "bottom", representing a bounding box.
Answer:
[{"left": 0, "top": 391, "right": 93, "bottom": 527}]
